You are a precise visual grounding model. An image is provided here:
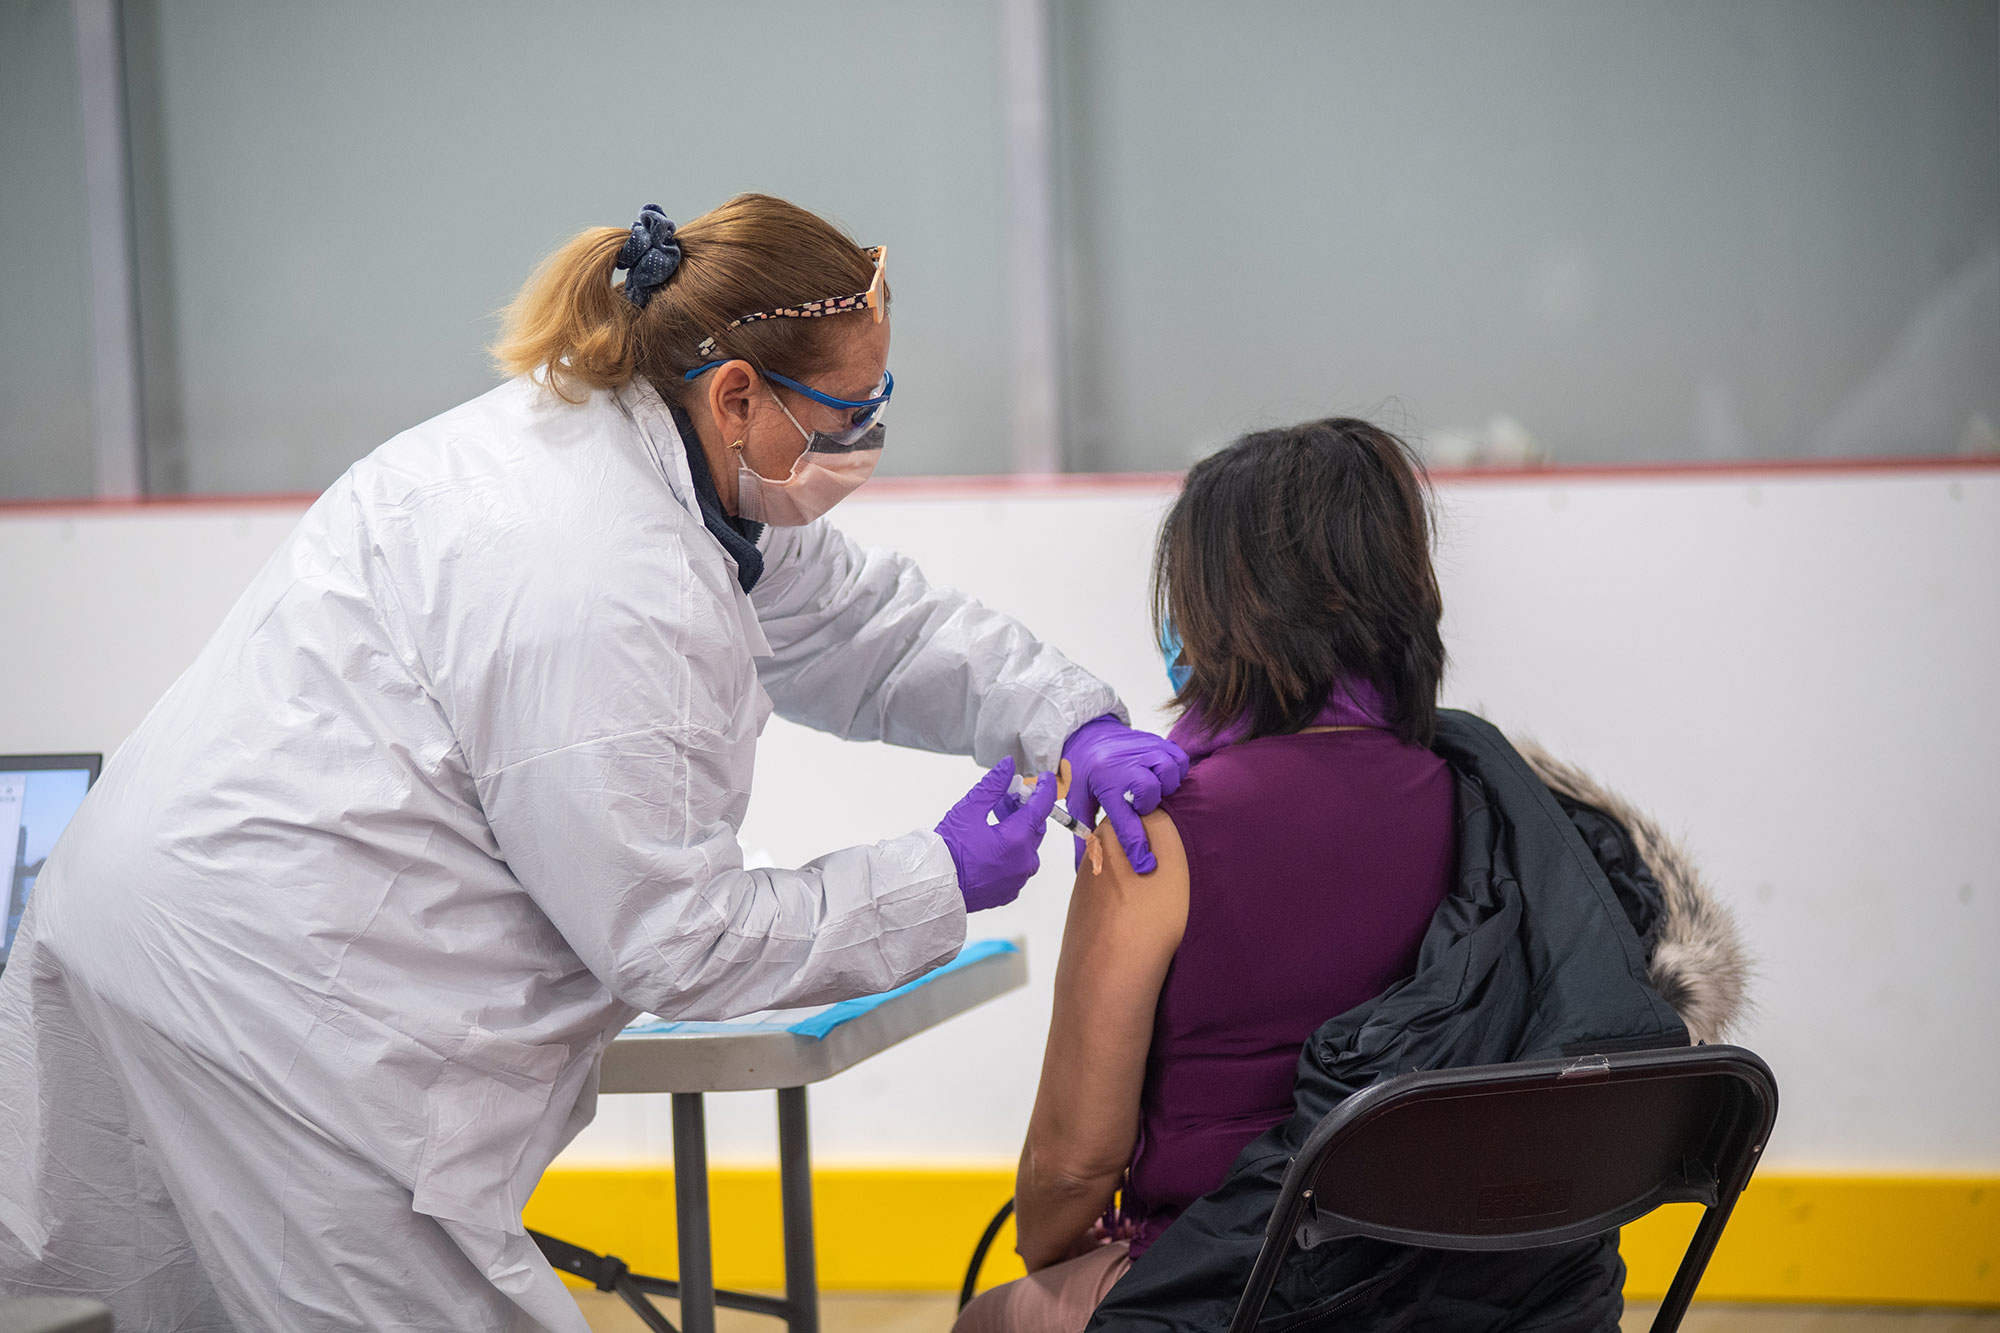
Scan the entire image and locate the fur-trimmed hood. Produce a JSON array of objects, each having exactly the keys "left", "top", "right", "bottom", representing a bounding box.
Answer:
[{"left": 1517, "top": 741, "right": 1752, "bottom": 1044}]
